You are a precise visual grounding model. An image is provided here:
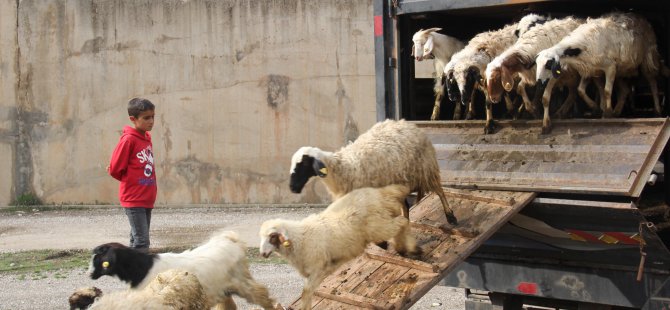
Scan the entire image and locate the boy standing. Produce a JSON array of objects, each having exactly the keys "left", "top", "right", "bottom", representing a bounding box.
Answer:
[{"left": 108, "top": 98, "right": 157, "bottom": 252}]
